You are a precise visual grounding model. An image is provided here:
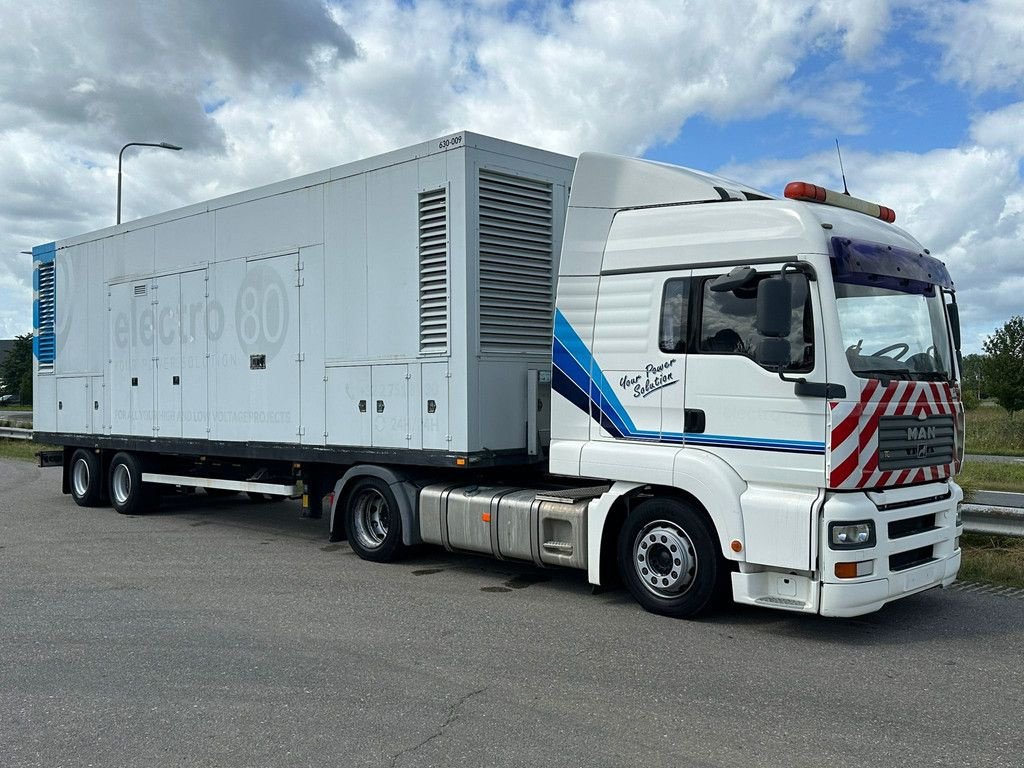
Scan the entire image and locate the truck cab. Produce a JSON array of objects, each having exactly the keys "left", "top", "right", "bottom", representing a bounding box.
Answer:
[{"left": 550, "top": 153, "right": 964, "bottom": 617}]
